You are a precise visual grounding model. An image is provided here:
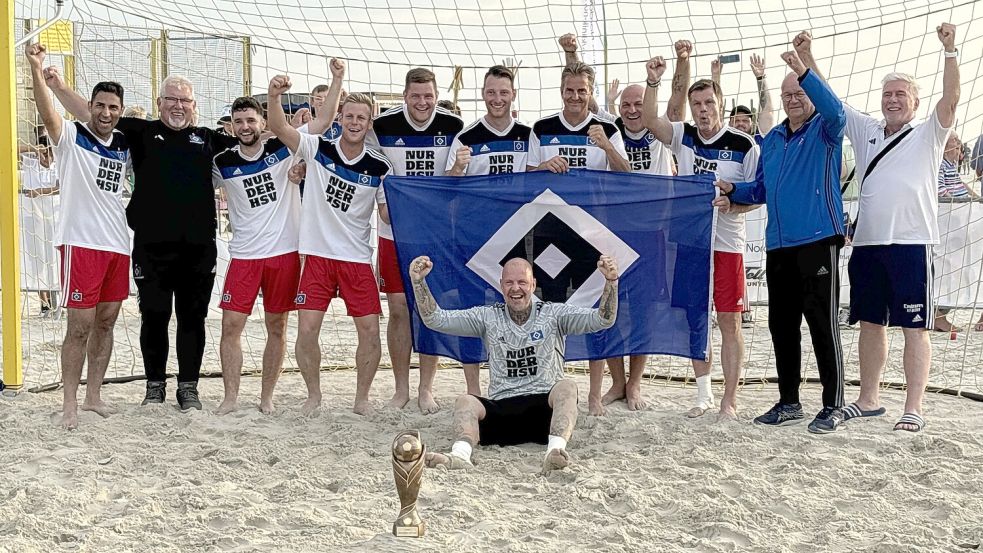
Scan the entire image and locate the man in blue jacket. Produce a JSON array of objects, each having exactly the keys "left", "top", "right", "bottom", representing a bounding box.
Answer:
[{"left": 713, "top": 46, "right": 846, "bottom": 434}]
